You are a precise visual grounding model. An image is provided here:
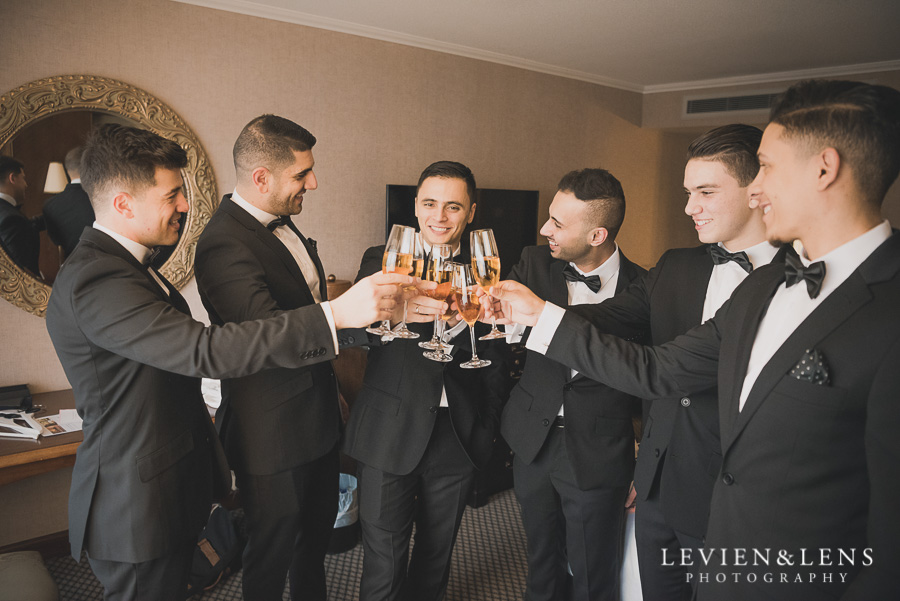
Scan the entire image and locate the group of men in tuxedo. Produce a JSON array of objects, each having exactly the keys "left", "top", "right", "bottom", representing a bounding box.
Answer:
[
  {"left": 44, "top": 76, "right": 899, "bottom": 601},
  {"left": 489, "top": 79, "right": 900, "bottom": 601}
]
